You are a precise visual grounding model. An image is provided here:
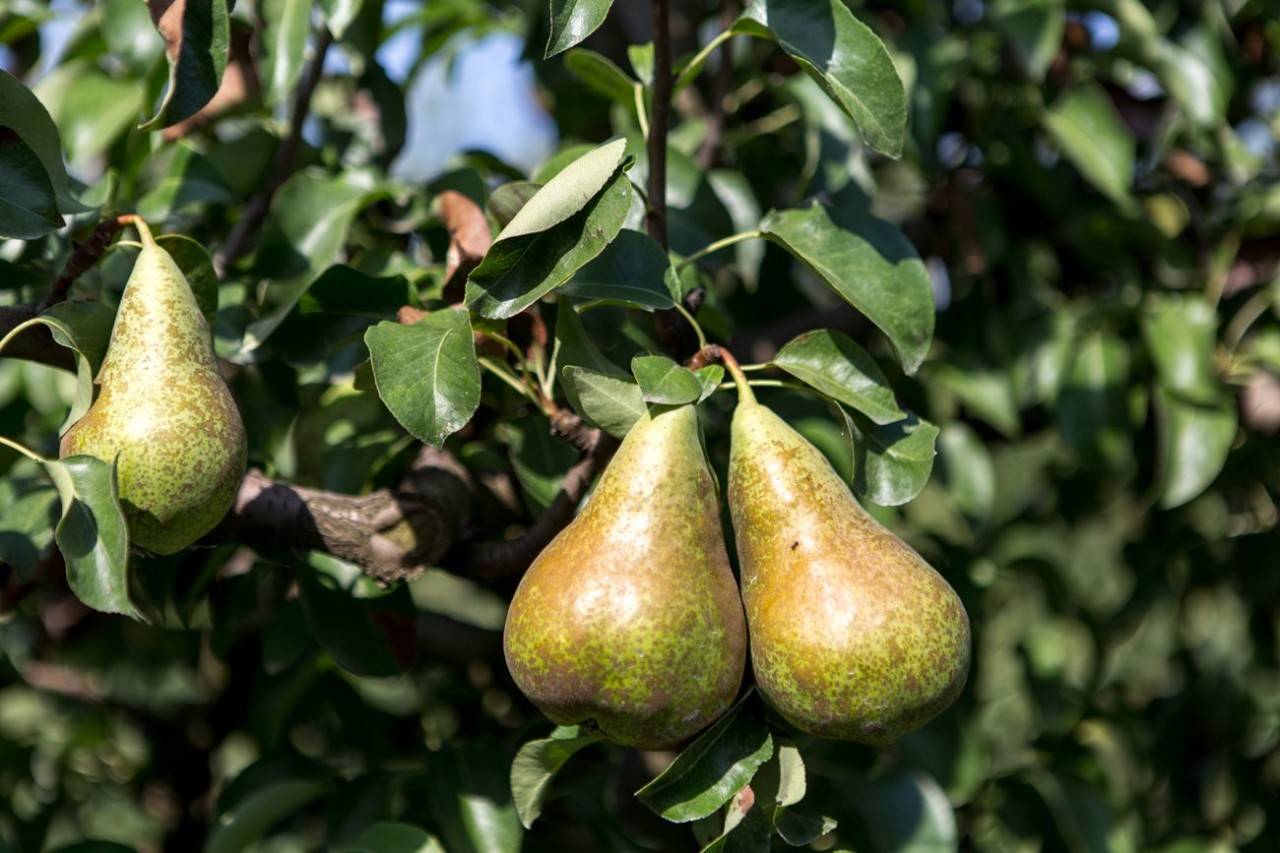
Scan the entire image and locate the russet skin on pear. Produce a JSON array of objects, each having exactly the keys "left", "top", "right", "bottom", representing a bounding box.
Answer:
[
  {"left": 60, "top": 219, "right": 247, "bottom": 555},
  {"left": 725, "top": 368, "right": 970, "bottom": 744},
  {"left": 503, "top": 403, "right": 747, "bottom": 749}
]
